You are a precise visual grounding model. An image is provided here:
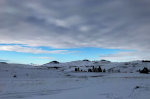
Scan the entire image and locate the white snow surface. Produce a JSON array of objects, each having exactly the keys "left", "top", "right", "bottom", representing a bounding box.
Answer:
[{"left": 0, "top": 60, "right": 150, "bottom": 99}]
